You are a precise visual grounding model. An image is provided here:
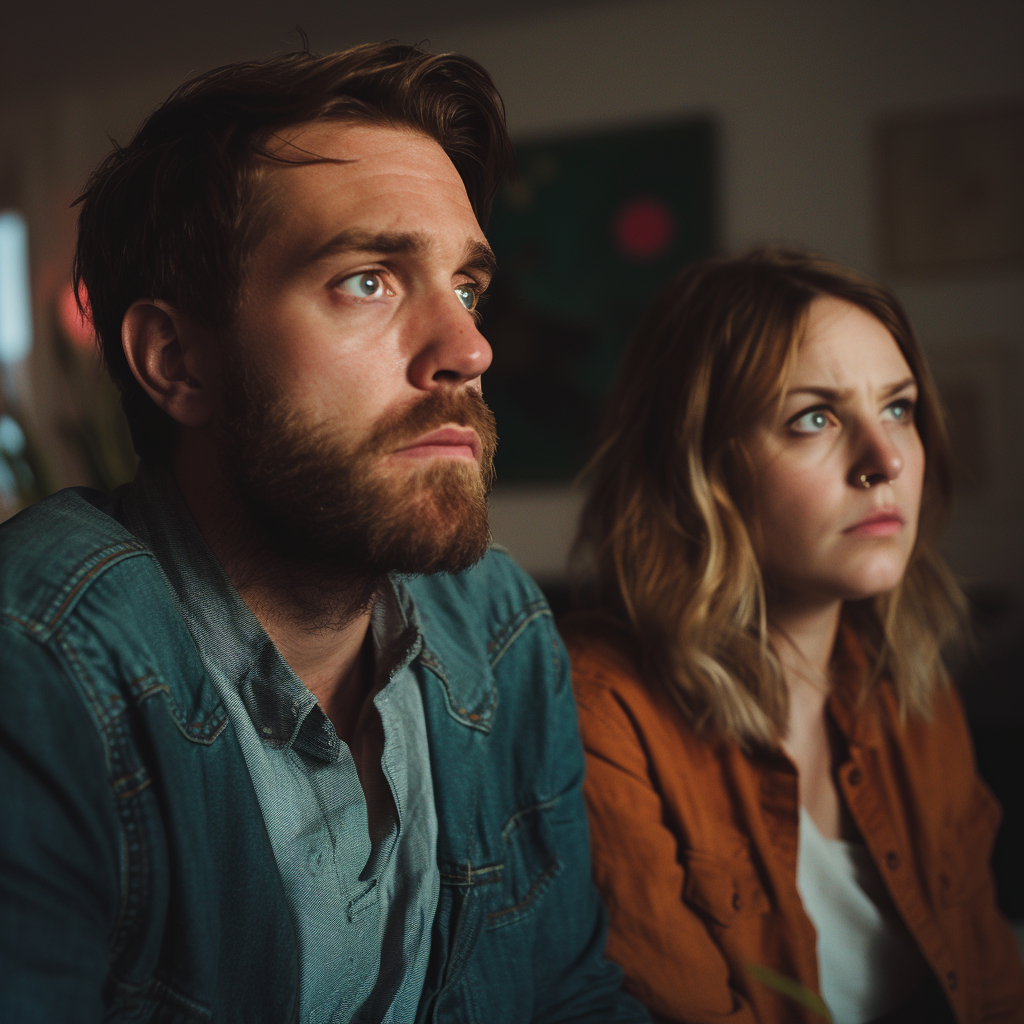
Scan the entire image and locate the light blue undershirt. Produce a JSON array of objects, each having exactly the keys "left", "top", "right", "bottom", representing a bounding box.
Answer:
[
  {"left": 797, "top": 806, "right": 927, "bottom": 1024},
  {"left": 123, "top": 462, "right": 440, "bottom": 1024}
]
